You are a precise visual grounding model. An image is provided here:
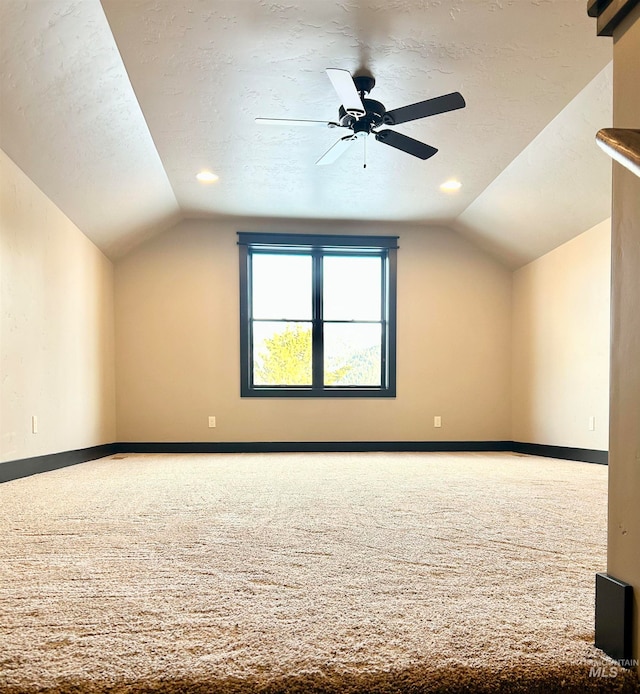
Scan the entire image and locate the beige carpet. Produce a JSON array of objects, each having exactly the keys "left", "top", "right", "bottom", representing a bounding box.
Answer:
[{"left": 0, "top": 451, "right": 638, "bottom": 693}]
